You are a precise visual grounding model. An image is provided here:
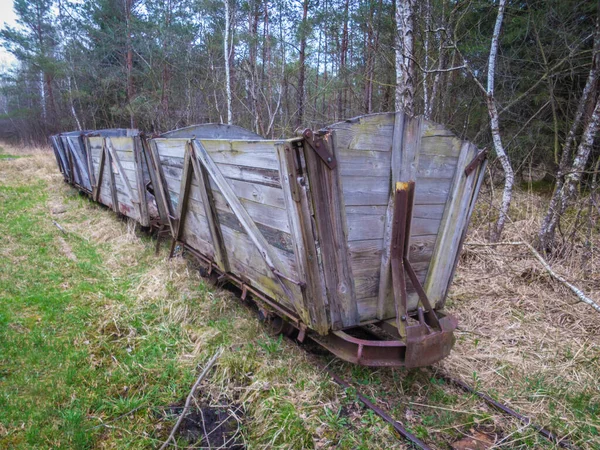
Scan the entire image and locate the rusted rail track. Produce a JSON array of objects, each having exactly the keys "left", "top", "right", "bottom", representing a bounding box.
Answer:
[
  {"left": 320, "top": 361, "right": 580, "bottom": 450},
  {"left": 435, "top": 373, "right": 579, "bottom": 450}
]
